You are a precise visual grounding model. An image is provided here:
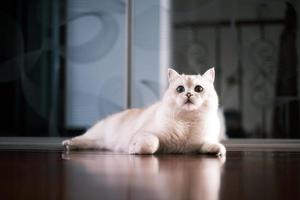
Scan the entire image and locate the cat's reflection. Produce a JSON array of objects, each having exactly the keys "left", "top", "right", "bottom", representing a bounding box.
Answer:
[{"left": 62, "top": 152, "right": 225, "bottom": 200}]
